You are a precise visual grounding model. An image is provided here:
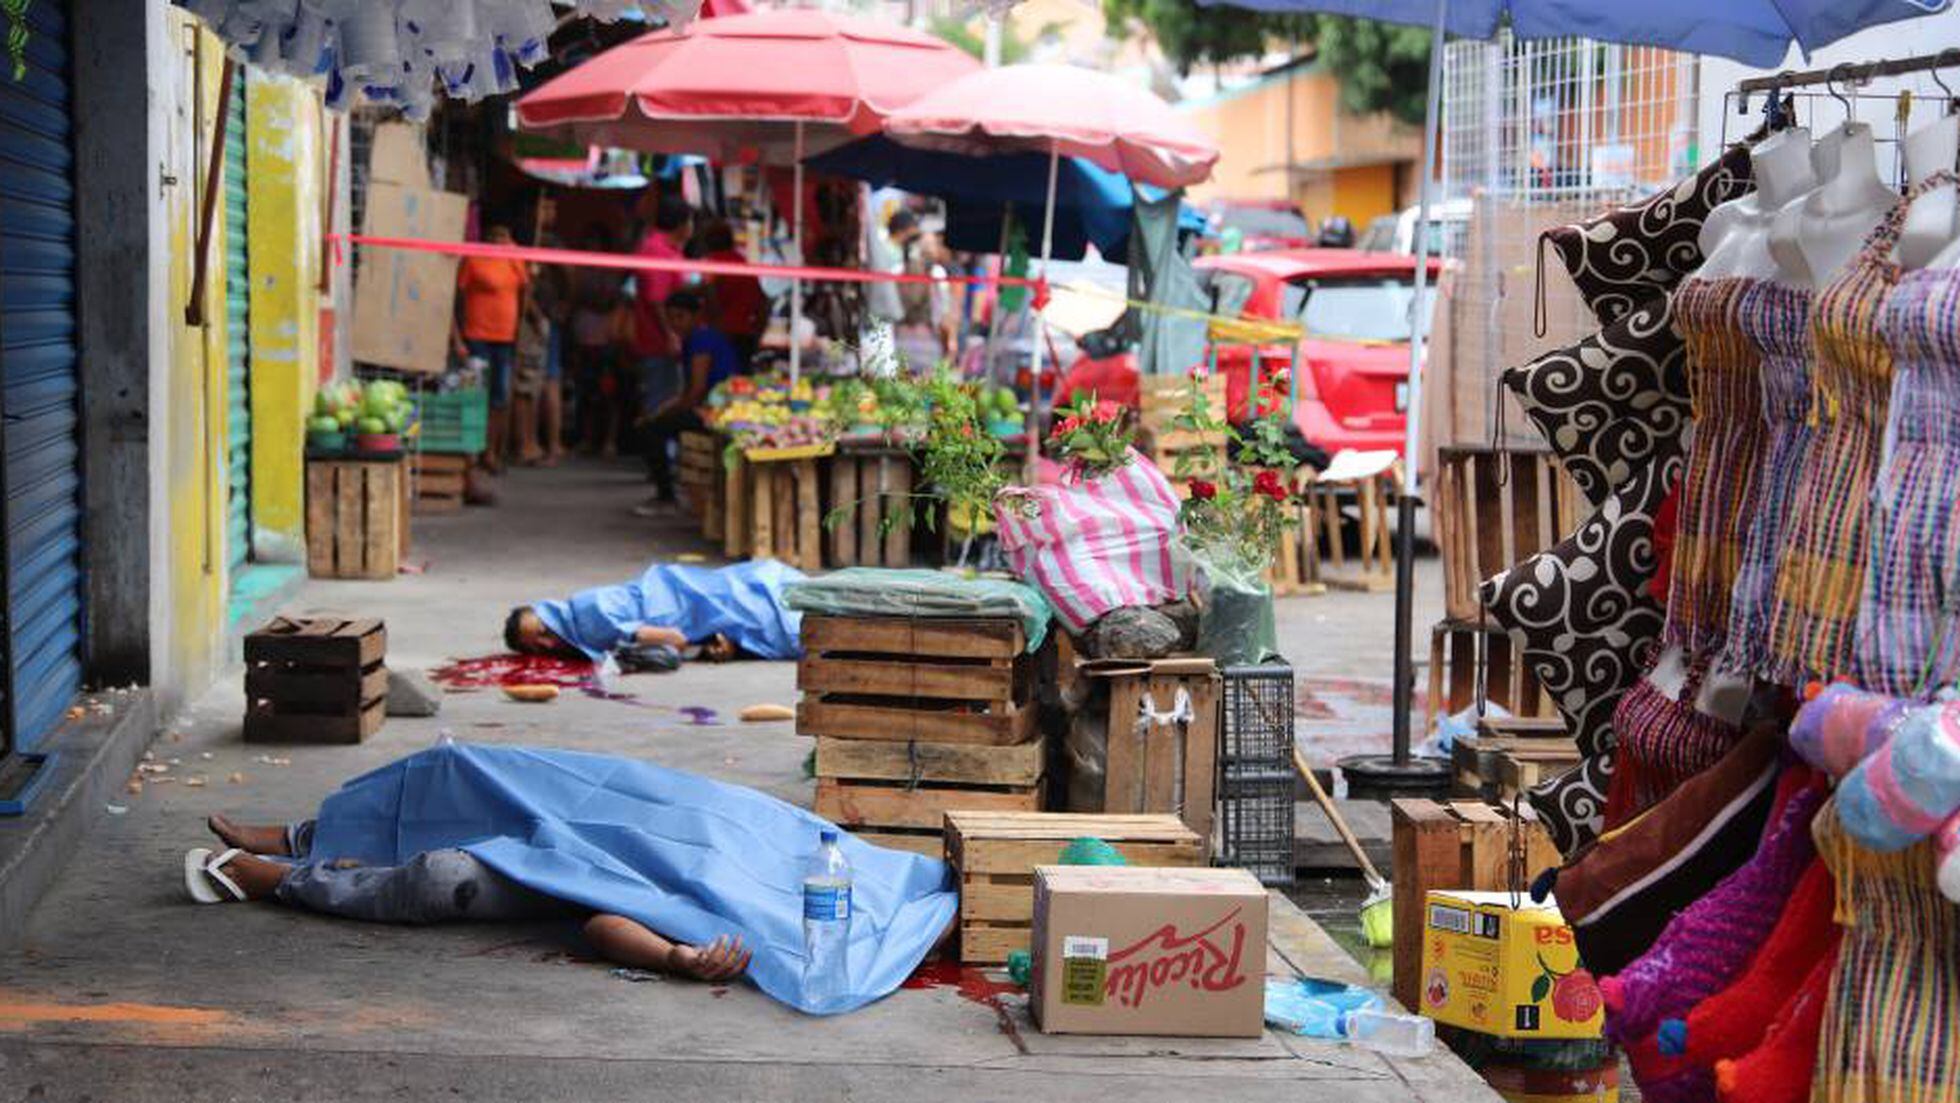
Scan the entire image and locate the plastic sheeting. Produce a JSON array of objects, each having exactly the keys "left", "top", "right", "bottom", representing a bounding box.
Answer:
[
  {"left": 534, "top": 559, "right": 806, "bottom": 661},
  {"left": 1129, "top": 190, "right": 1208, "bottom": 381},
  {"left": 783, "top": 568, "right": 1054, "bottom": 652},
  {"left": 307, "top": 743, "right": 959, "bottom": 1015}
]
